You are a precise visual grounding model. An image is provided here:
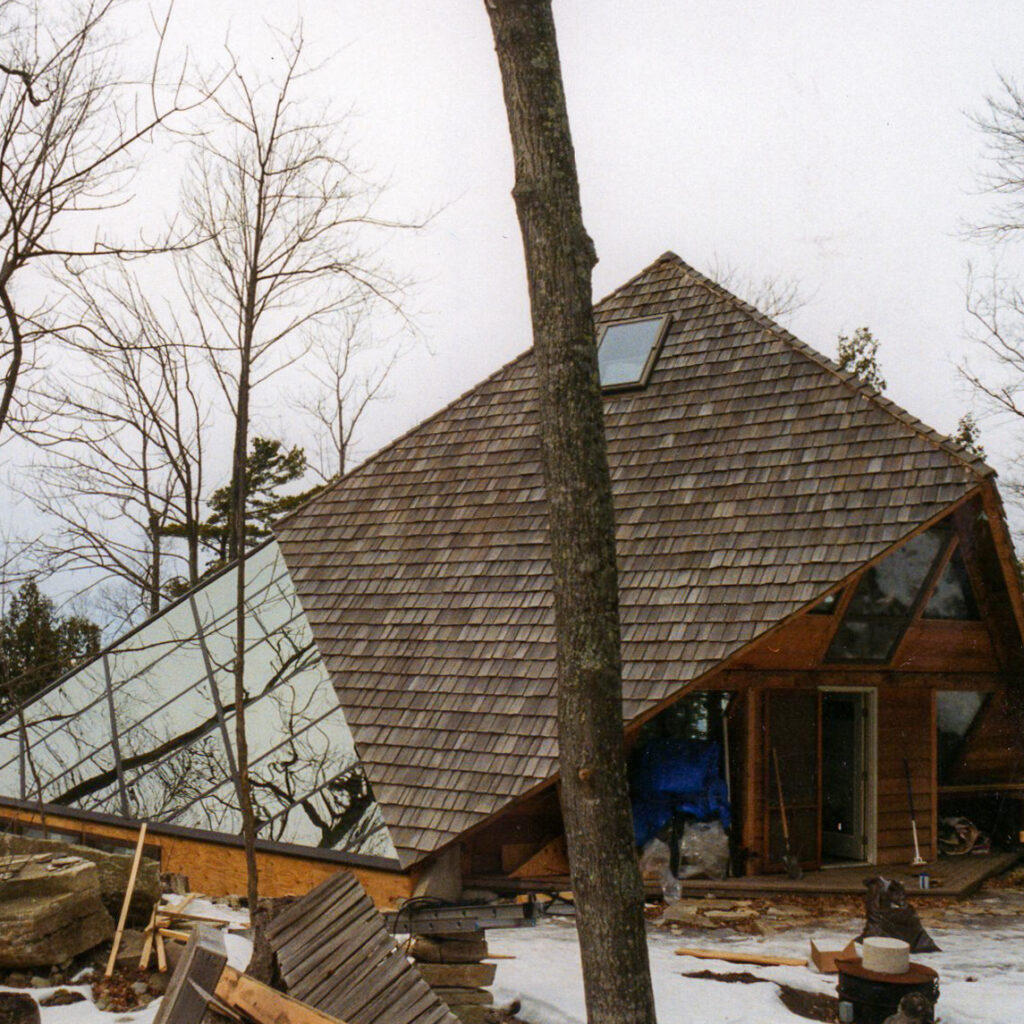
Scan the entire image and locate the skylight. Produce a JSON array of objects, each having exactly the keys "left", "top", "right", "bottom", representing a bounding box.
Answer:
[{"left": 597, "top": 315, "right": 670, "bottom": 389}]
